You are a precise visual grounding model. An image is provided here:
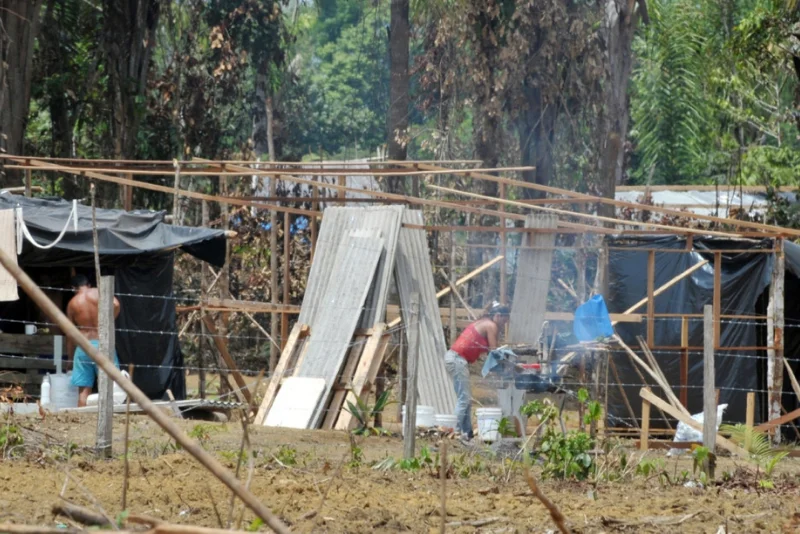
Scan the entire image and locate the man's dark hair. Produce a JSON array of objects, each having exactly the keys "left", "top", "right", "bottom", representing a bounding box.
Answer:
[{"left": 71, "top": 274, "right": 89, "bottom": 288}]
